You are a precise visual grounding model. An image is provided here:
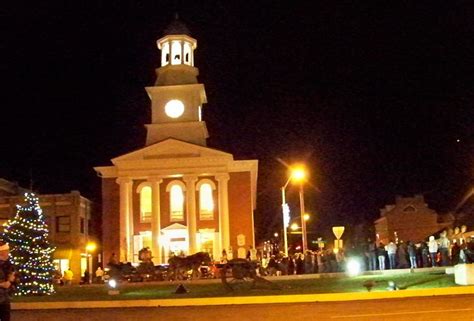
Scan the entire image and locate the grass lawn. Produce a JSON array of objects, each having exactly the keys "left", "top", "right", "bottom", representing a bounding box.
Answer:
[{"left": 13, "top": 271, "right": 459, "bottom": 302}]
